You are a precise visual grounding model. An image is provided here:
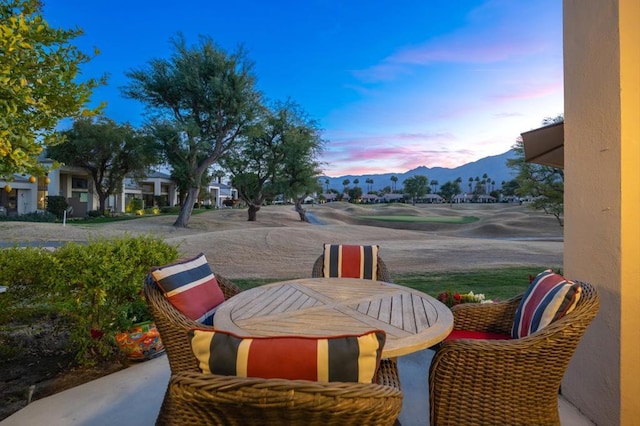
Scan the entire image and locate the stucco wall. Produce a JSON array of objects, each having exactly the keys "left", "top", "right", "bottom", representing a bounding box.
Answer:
[{"left": 563, "top": 0, "right": 640, "bottom": 424}]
